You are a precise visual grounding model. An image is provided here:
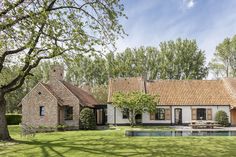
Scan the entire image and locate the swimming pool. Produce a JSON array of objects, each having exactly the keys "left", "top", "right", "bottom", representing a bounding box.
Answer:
[{"left": 125, "top": 130, "right": 236, "bottom": 136}]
